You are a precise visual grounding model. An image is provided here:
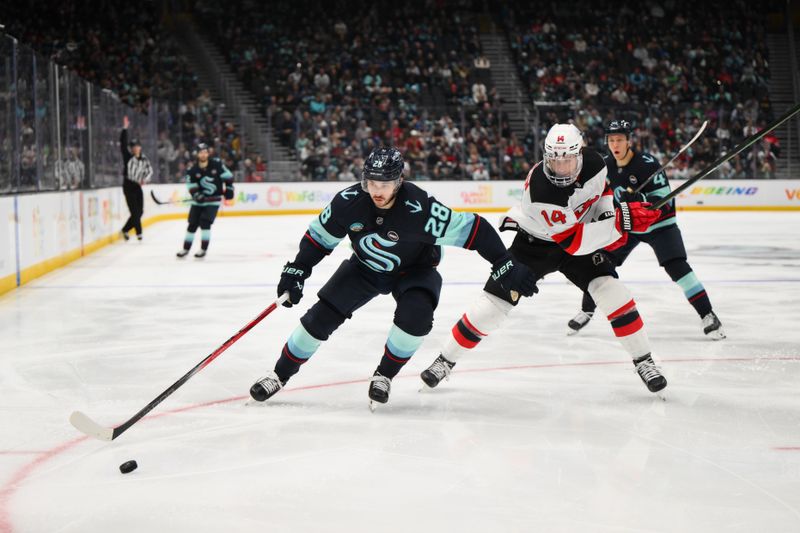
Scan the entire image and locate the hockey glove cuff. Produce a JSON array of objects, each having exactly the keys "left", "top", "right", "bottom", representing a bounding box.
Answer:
[{"left": 490, "top": 252, "right": 538, "bottom": 303}]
